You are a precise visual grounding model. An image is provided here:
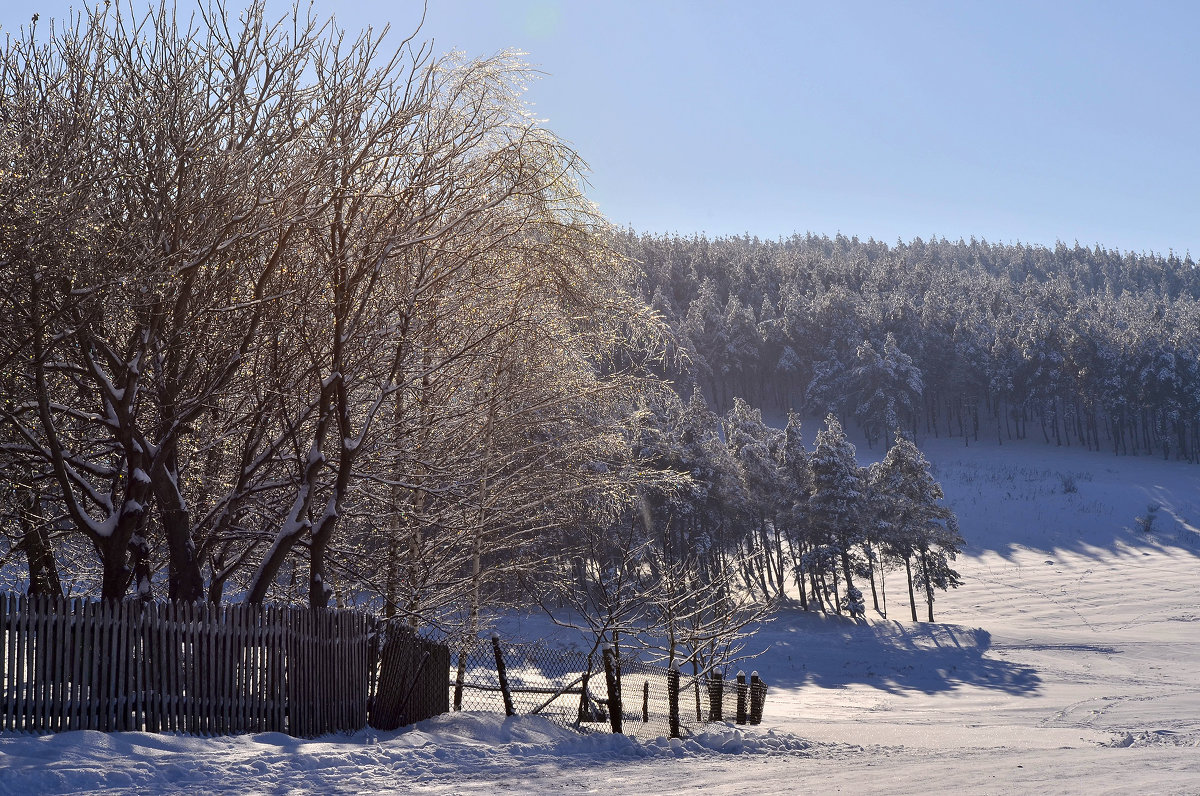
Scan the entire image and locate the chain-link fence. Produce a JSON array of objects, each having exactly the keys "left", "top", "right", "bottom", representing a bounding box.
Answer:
[
  {"left": 447, "top": 636, "right": 608, "bottom": 732},
  {"left": 437, "top": 634, "right": 767, "bottom": 739}
]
